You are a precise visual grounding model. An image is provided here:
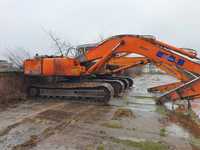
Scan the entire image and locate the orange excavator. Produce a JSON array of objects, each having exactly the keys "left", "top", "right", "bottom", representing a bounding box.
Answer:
[{"left": 24, "top": 34, "right": 200, "bottom": 106}]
